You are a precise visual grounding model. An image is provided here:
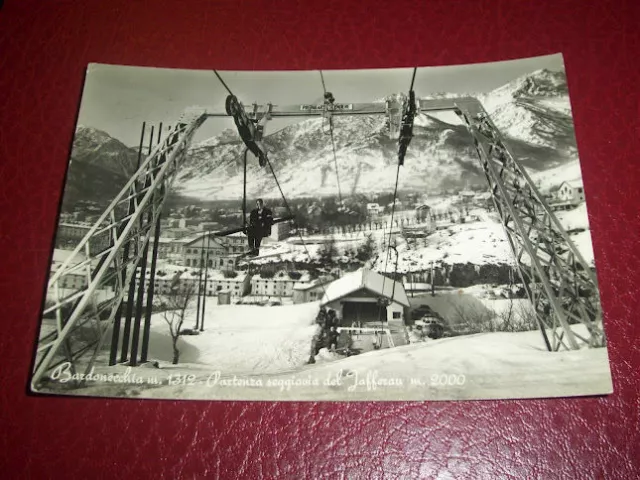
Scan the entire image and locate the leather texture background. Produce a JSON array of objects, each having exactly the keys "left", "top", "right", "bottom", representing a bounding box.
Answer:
[{"left": 1, "top": 0, "right": 639, "bottom": 478}]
